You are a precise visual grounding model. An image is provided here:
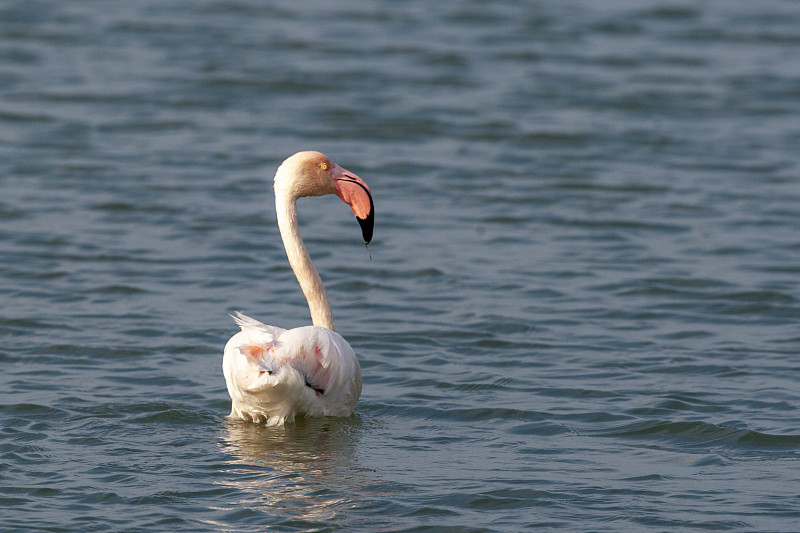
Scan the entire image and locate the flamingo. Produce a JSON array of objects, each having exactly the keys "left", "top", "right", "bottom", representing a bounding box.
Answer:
[{"left": 222, "top": 151, "right": 373, "bottom": 425}]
